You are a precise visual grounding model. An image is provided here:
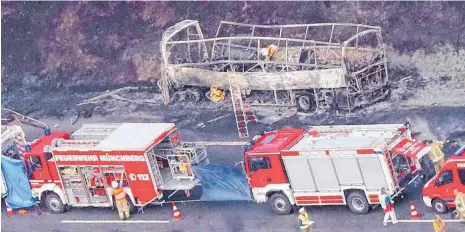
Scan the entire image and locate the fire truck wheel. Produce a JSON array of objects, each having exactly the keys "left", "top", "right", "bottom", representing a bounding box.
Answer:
[
  {"left": 44, "top": 193, "right": 66, "bottom": 214},
  {"left": 347, "top": 191, "right": 369, "bottom": 214},
  {"left": 432, "top": 199, "right": 448, "bottom": 214},
  {"left": 296, "top": 94, "right": 315, "bottom": 112},
  {"left": 269, "top": 193, "right": 292, "bottom": 215}
]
